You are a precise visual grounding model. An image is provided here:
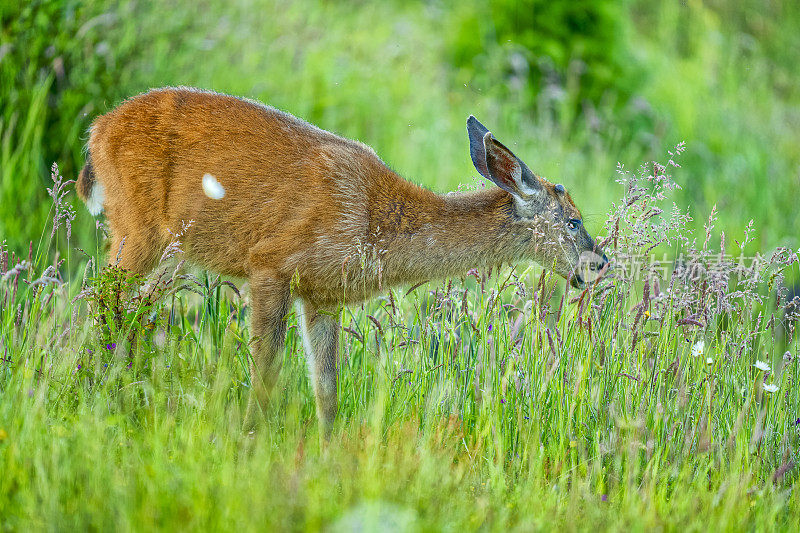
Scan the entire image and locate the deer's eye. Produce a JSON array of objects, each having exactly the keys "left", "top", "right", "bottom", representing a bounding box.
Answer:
[{"left": 567, "top": 219, "right": 581, "bottom": 231}]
